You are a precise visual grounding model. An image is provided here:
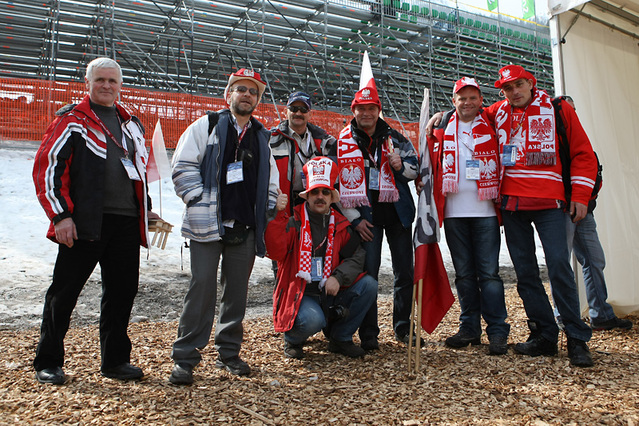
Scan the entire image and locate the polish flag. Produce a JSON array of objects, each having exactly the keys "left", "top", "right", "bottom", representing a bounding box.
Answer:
[{"left": 147, "top": 119, "right": 171, "bottom": 183}]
